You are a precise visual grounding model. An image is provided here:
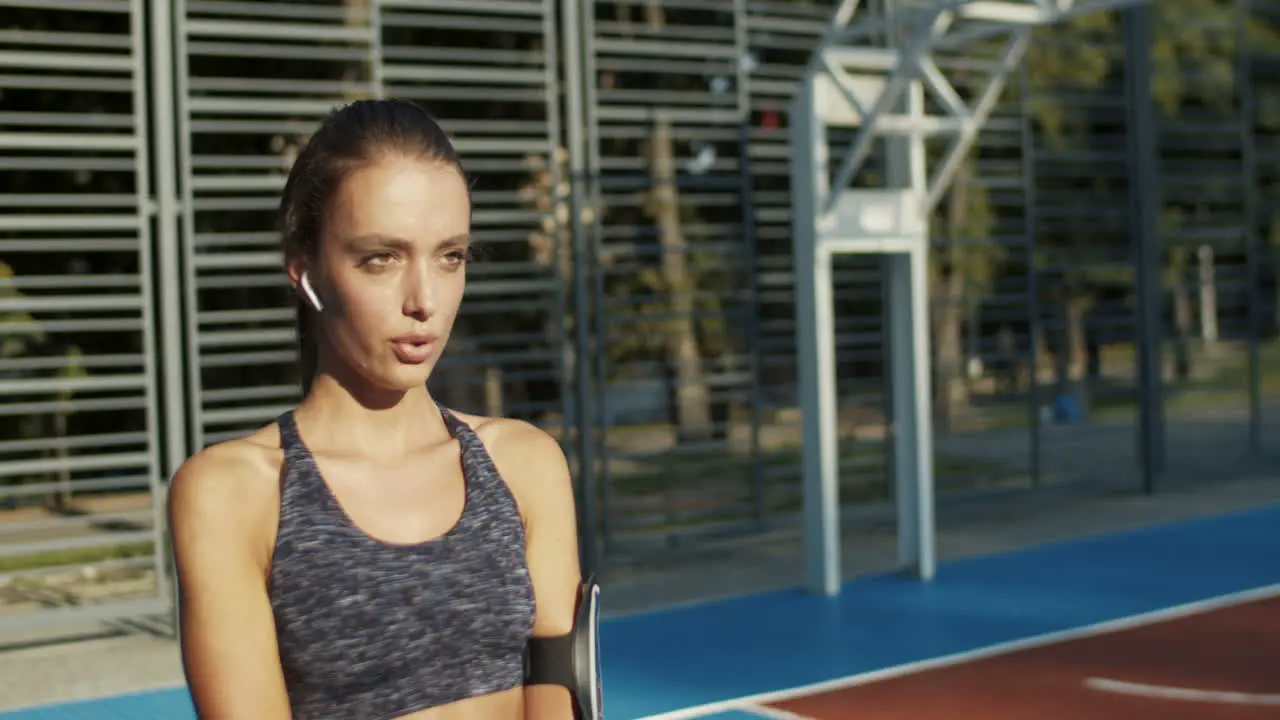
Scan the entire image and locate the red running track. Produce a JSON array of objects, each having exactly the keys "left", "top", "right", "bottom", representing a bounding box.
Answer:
[{"left": 766, "top": 595, "right": 1280, "bottom": 719}]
